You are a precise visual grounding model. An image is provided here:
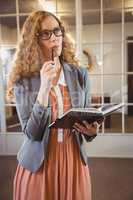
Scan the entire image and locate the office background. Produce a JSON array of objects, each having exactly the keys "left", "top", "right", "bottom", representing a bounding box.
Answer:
[{"left": 0, "top": 0, "right": 133, "bottom": 199}]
